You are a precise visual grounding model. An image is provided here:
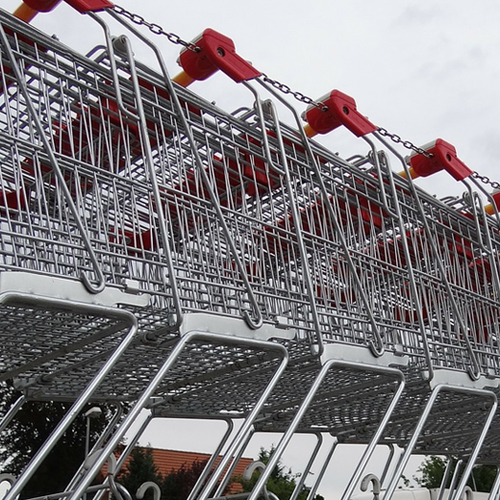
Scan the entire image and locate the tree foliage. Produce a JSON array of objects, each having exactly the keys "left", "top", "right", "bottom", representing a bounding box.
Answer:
[
  {"left": 415, "top": 455, "right": 497, "bottom": 492},
  {"left": 239, "top": 447, "right": 324, "bottom": 500},
  {"left": 415, "top": 456, "right": 449, "bottom": 489},
  {"left": 118, "top": 446, "right": 325, "bottom": 500},
  {"left": 0, "top": 382, "right": 109, "bottom": 499},
  {"left": 117, "top": 447, "right": 164, "bottom": 500},
  {"left": 117, "top": 448, "right": 208, "bottom": 500},
  {"left": 161, "top": 458, "right": 208, "bottom": 500}
]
